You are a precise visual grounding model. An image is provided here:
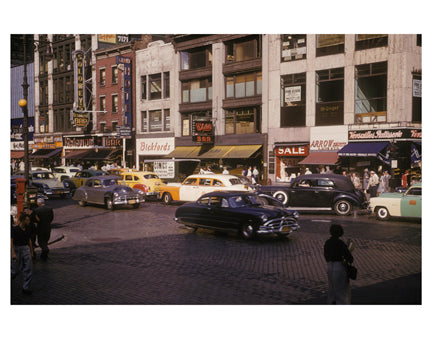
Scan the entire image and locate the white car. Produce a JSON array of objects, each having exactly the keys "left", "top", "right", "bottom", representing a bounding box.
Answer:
[
  {"left": 52, "top": 166, "right": 81, "bottom": 181},
  {"left": 159, "top": 174, "right": 253, "bottom": 204}
]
